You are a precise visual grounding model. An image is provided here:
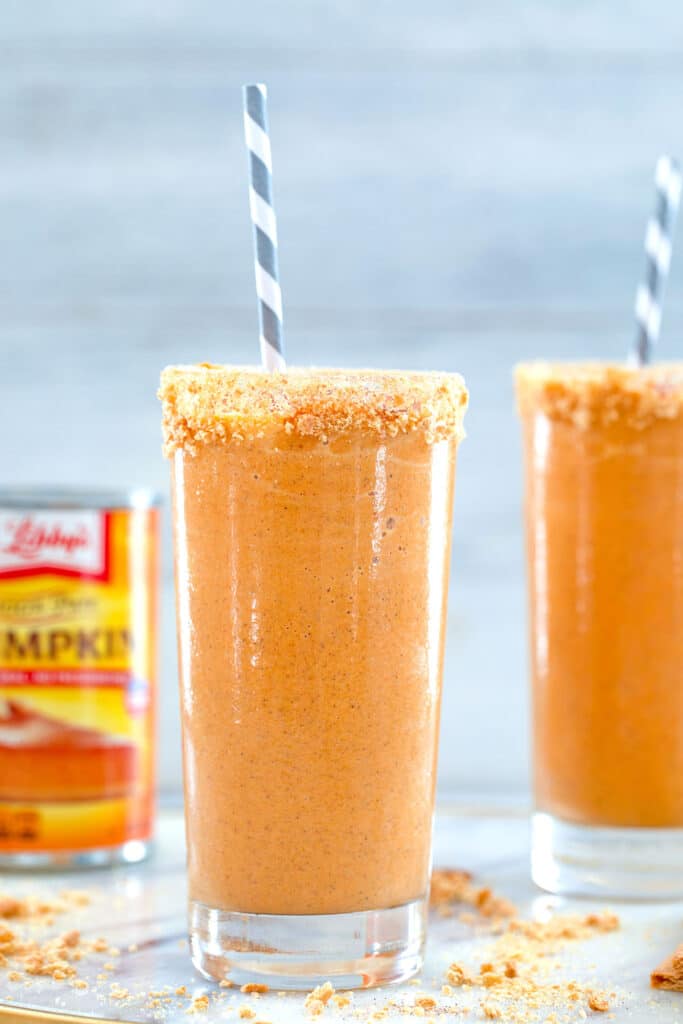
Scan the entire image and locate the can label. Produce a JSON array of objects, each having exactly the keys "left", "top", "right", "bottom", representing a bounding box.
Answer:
[{"left": 0, "top": 506, "right": 158, "bottom": 853}]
